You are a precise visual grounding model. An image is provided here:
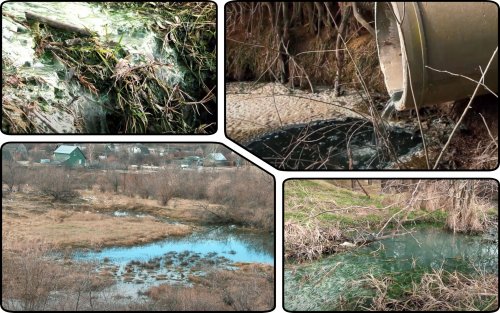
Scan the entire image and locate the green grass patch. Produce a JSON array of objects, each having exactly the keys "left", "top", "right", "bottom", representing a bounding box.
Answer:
[{"left": 285, "top": 180, "right": 453, "bottom": 231}]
